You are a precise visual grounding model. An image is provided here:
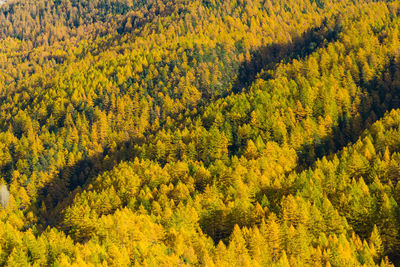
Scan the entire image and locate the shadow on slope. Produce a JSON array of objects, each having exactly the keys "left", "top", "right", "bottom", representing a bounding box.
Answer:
[
  {"left": 297, "top": 56, "right": 400, "bottom": 169},
  {"left": 233, "top": 16, "right": 343, "bottom": 93},
  {"left": 32, "top": 140, "right": 139, "bottom": 228}
]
